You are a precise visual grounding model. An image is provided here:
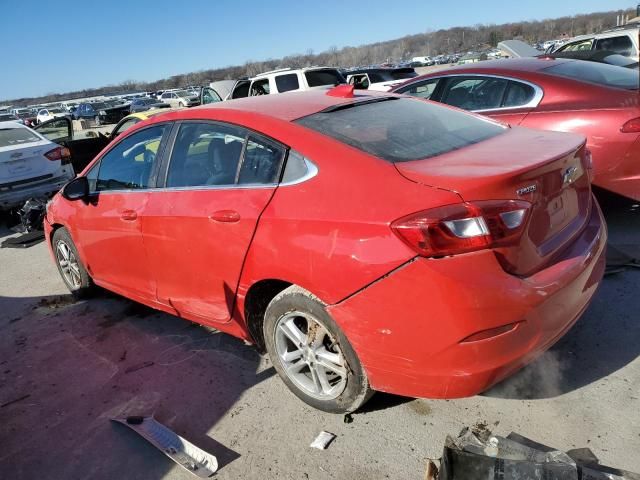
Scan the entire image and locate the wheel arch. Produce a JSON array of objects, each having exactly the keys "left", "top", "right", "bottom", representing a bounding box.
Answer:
[{"left": 243, "top": 278, "right": 292, "bottom": 352}]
